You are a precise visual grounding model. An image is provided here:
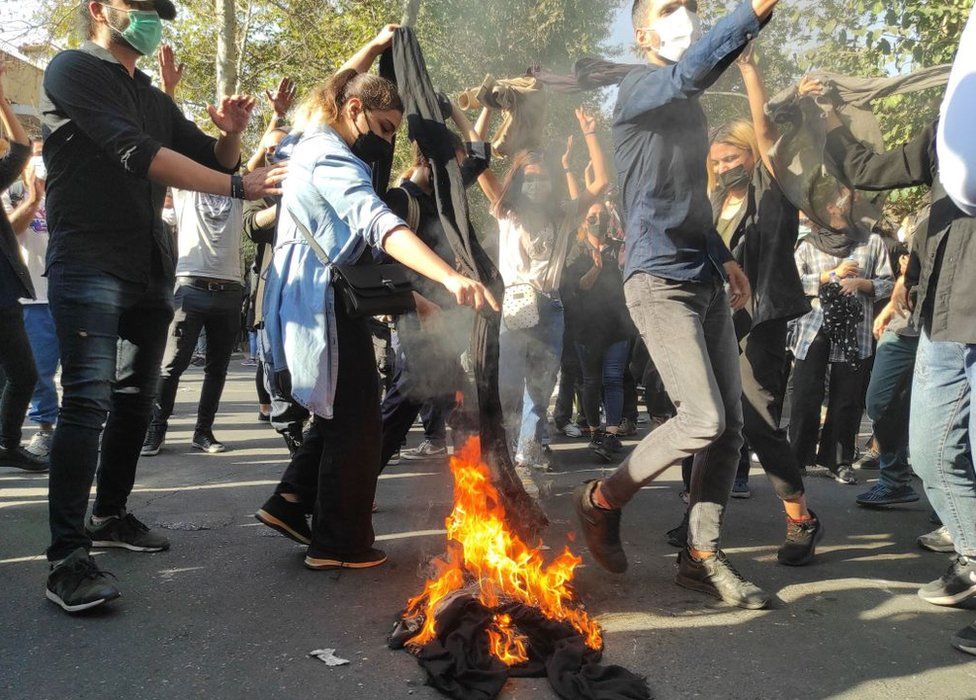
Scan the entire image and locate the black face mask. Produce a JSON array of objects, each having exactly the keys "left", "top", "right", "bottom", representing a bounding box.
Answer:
[
  {"left": 717, "top": 163, "right": 751, "bottom": 191},
  {"left": 351, "top": 111, "right": 394, "bottom": 165}
]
